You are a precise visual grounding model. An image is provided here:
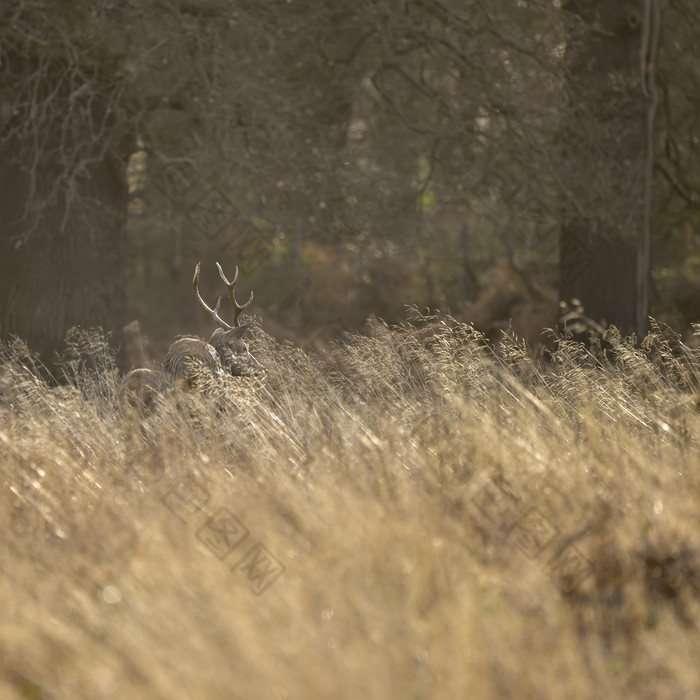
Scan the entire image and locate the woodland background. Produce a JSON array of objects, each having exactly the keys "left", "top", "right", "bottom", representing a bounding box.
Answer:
[{"left": 0, "top": 0, "right": 698, "bottom": 363}]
